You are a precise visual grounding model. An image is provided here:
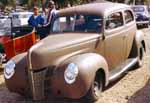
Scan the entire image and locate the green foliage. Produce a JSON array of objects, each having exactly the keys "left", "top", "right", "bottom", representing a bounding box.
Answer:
[
  {"left": 0, "top": 0, "right": 92, "bottom": 9},
  {"left": 22, "top": 0, "right": 29, "bottom": 5},
  {"left": 0, "top": 0, "right": 16, "bottom": 8},
  {"left": 3, "top": 0, "right": 145, "bottom": 10},
  {"left": 53, "top": 0, "right": 91, "bottom": 8},
  {"left": 0, "top": 0, "right": 8, "bottom": 6}
]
